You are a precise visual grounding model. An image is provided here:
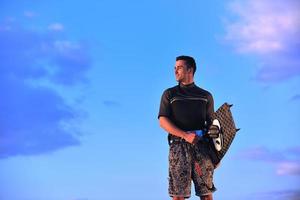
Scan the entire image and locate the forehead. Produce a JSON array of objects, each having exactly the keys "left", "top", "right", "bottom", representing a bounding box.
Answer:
[{"left": 175, "top": 60, "right": 187, "bottom": 67}]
